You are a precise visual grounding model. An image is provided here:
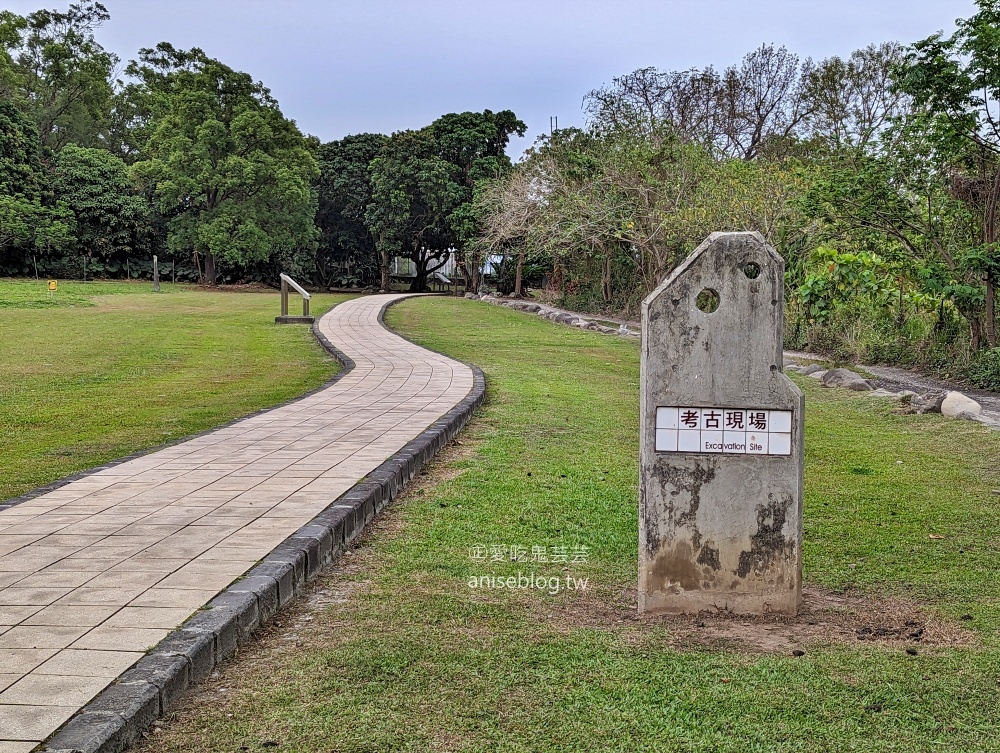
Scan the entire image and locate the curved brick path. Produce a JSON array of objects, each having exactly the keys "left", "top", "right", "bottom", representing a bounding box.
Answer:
[{"left": 0, "top": 294, "right": 475, "bottom": 750}]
